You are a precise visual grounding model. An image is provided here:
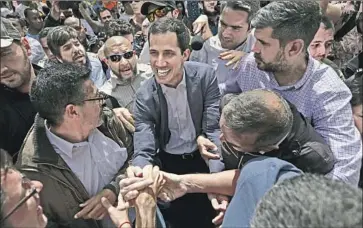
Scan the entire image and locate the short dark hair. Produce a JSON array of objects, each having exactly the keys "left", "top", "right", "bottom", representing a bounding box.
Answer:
[
  {"left": 148, "top": 17, "right": 190, "bottom": 53},
  {"left": 224, "top": 0, "right": 260, "bottom": 24},
  {"left": 97, "top": 7, "right": 111, "bottom": 18},
  {"left": 321, "top": 15, "right": 335, "bottom": 31},
  {"left": 105, "top": 19, "right": 134, "bottom": 38},
  {"left": 222, "top": 89, "right": 293, "bottom": 147},
  {"left": 47, "top": 26, "right": 79, "bottom": 57},
  {"left": 346, "top": 72, "right": 363, "bottom": 107},
  {"left": 38, "top": 27, "right": 54, "bottom": 40},
  {"left": 24, "top": 7, "right": 38, "bottom": 19},
  {"left": 251, "top": 1, "right": 321, "bottom": 48},
  {"left": 251, "top": 174, "right": 363, "bottom": 228},
  {"left": 30, "top": 63, "right": 90, "bottom": 126}
]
